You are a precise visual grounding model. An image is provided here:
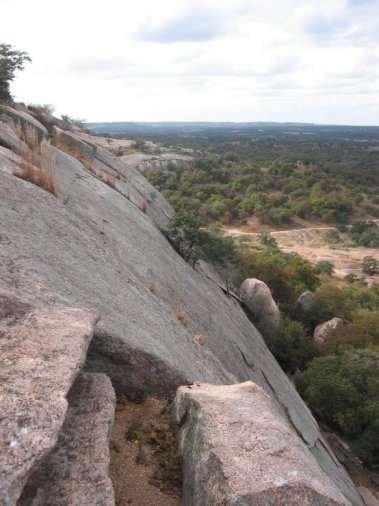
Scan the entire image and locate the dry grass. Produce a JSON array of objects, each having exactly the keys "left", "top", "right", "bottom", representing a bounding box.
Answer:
[
  {"left": 16, "top": 122, "right": 39, "bottom": 150},
  {"left": 147, "top": 282, "right": 157, "bottom": 295},
  {"left": 138, "top": 199, "right": 148, "bottom": 213},
  {"left": 15, "top": 131, "right": 57, "bottom": 197},
  {"left": 103, "top": 173, "right": 116, "bottom": 189},
  {"left": 194, "top": 334, "right": 206, "bottom": 347},
  {"left": 172, "top": 296, "right": 189, "bottom": 327}
]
